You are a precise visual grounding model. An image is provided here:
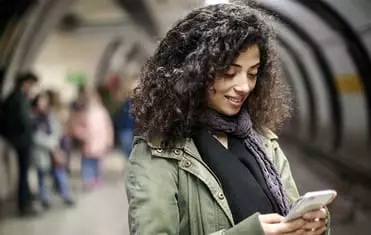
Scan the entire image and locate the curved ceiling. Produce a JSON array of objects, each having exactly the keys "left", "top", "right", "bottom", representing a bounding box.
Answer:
[{"left": 3, "top": 0, "right": 370, "bottom": 152}]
